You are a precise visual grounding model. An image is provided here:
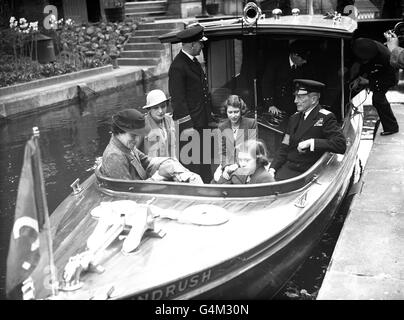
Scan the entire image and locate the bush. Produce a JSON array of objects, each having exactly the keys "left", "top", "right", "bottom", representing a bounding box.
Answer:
[
  {"left": 0, "top": 55, "right": 81, "bottom": 88},
  {"left": 0, "top": 56, "right": 42, "bottom": 87},
  {"left": 0, "top": 16, "right": 139, "bottom": 88}
]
